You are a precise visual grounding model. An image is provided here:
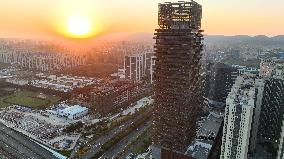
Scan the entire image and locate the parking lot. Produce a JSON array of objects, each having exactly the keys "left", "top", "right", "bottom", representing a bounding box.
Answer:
[{"left": 0, "top": 106, "right": 80, "bottom": 151}]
